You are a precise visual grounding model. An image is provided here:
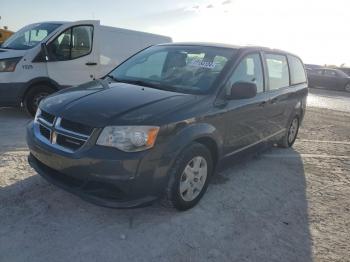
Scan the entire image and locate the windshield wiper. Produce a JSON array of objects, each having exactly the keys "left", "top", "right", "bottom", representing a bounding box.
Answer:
[
  {"left": 106, "top": 74, "right": 119, "bottom": 82},
  {"left": 106, "top": 76, "right": 167, "bottom": 89},
  {"left": 105, "top": 75, "right": 180, "bottom": 92}
]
